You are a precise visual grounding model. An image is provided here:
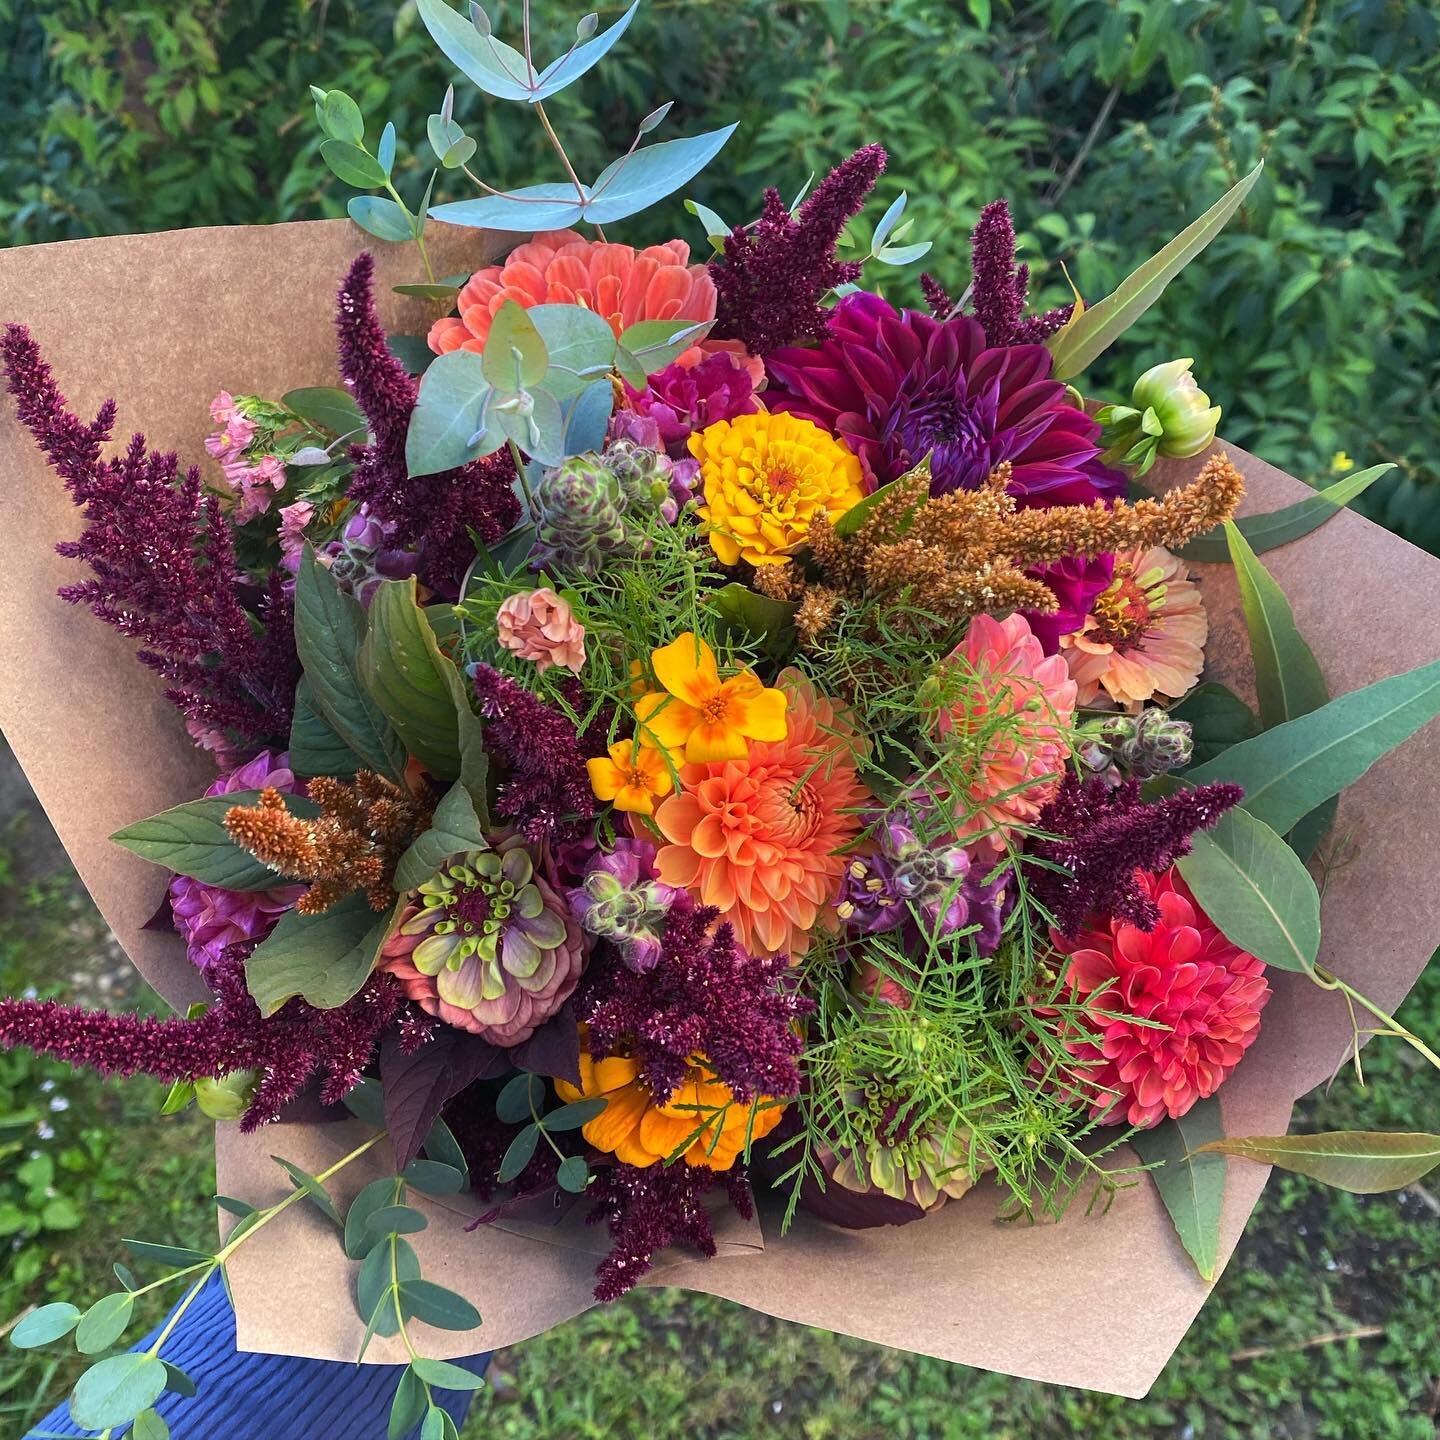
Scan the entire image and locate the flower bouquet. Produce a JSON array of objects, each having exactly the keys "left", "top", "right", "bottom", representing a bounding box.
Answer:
[{"left": 3, "top": 2, "right": 1439, "bottom": 1427}]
